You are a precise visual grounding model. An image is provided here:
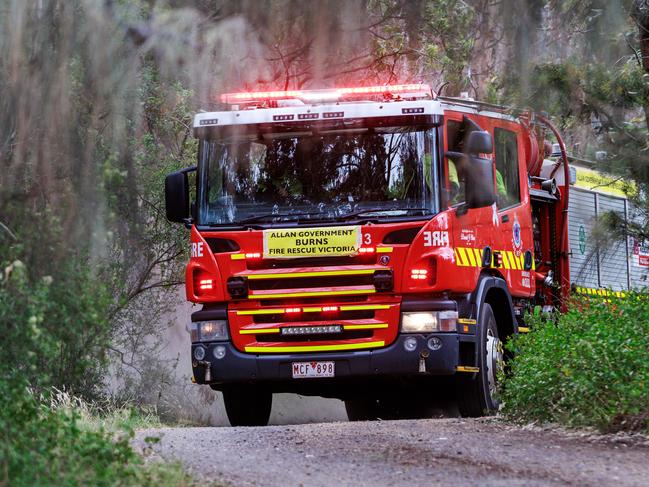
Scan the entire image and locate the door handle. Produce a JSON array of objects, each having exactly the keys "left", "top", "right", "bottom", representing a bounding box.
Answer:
[{"left": 501, "top": 215, "right": 509, "bottom": 223}]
